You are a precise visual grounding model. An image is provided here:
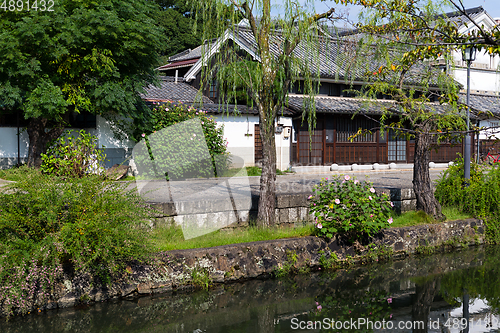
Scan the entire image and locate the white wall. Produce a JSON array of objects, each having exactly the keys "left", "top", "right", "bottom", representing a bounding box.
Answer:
[
  {"left": 214, "top": 114, "right": 292, "bottom": 169},
  {"left": 479, "top": 119, "right": 500, "bottom": 140},
  {"left": 450, "top": 50, "right": 500, "bottom": 143},
  {"left": 453, "top": 67, "right": 500, "bottom": 92},
  {"left": 95, "top": 115, "right": 135, "bottom": 149},
  {"left": 0, "top": 127, "right": 29, "bottom": 158}
]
